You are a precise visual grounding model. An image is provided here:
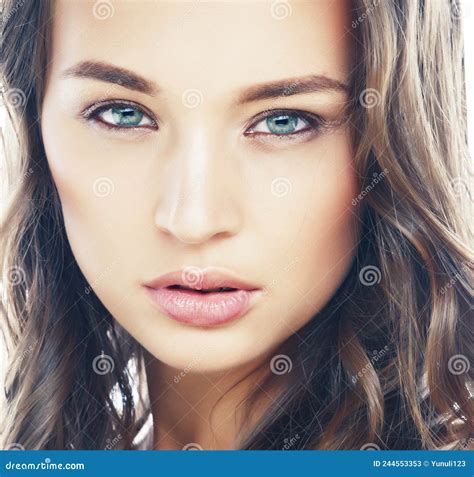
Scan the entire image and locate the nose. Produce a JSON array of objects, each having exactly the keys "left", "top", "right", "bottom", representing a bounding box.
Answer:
[{"left": 154, "top": 130, "right": 242, "bottom": 245}]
